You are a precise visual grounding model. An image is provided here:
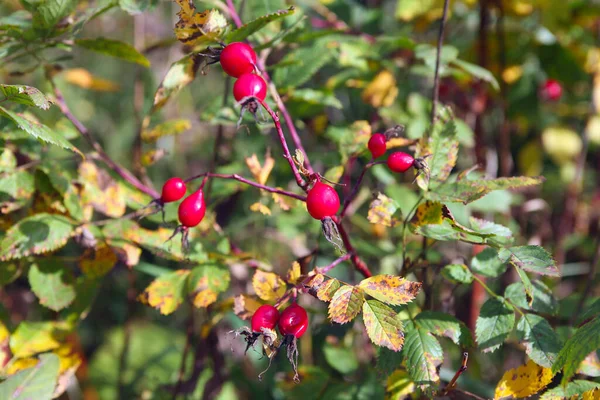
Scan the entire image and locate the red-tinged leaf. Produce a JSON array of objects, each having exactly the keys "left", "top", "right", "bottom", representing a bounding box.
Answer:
[
  {"left": 358, "top": 275, "right": 422, "bottom": 306},
  {"left": 317, "top": 278, "right": 340, "bottom": 302},
  {"left": 328, "top": 285, "right": 364, "bottom": 324}
]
